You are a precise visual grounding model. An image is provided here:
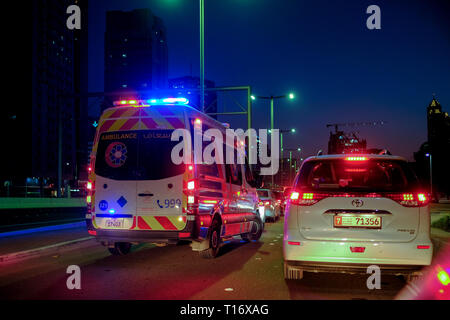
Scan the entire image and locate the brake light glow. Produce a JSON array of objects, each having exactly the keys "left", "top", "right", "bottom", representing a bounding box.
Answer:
[
  {"left": 87, "top": 182, "right": 92, "bottom": 190},
  {"left": 386, "top": 192, "right": 430, "bottom": 207},
  {"left": 418, "top": 193, "right": 427, "bottom": 203},
  {"left": 437, "top": 267, "right": 450, "bottom": 286},
  {"left": 345, "top": 156, "right": 367, "bottom": 161},
  {"left": 88, "top": 230, "right": 97, "bottom": 236},
  {"left": 302, "top": 193, "right": 314, "bottom": 200},
  {"left": 187, "top": 180, "right": 195, "bottom": 190},
  {"left": 290, "top": 192, "right": 300, "bottom": 200},
  {"left": 403, "top": 193, "right": 414, "bottom": 201}
]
